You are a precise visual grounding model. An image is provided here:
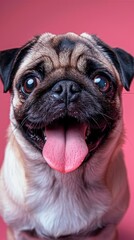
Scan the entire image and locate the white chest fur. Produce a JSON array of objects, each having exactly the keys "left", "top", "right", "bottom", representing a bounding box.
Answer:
[{"left": 22, "top": 165, "right": 111, "bottom": 238}]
